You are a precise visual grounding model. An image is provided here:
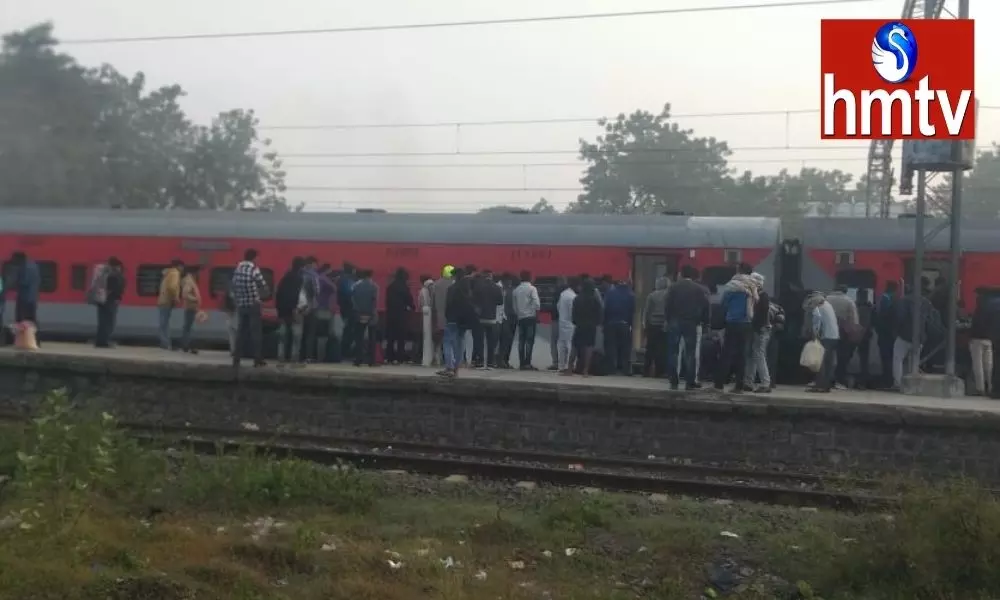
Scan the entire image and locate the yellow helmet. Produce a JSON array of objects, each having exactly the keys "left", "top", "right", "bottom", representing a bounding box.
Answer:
[{"left": 442, "top": 265, "right": 455, "bottom": 278}]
